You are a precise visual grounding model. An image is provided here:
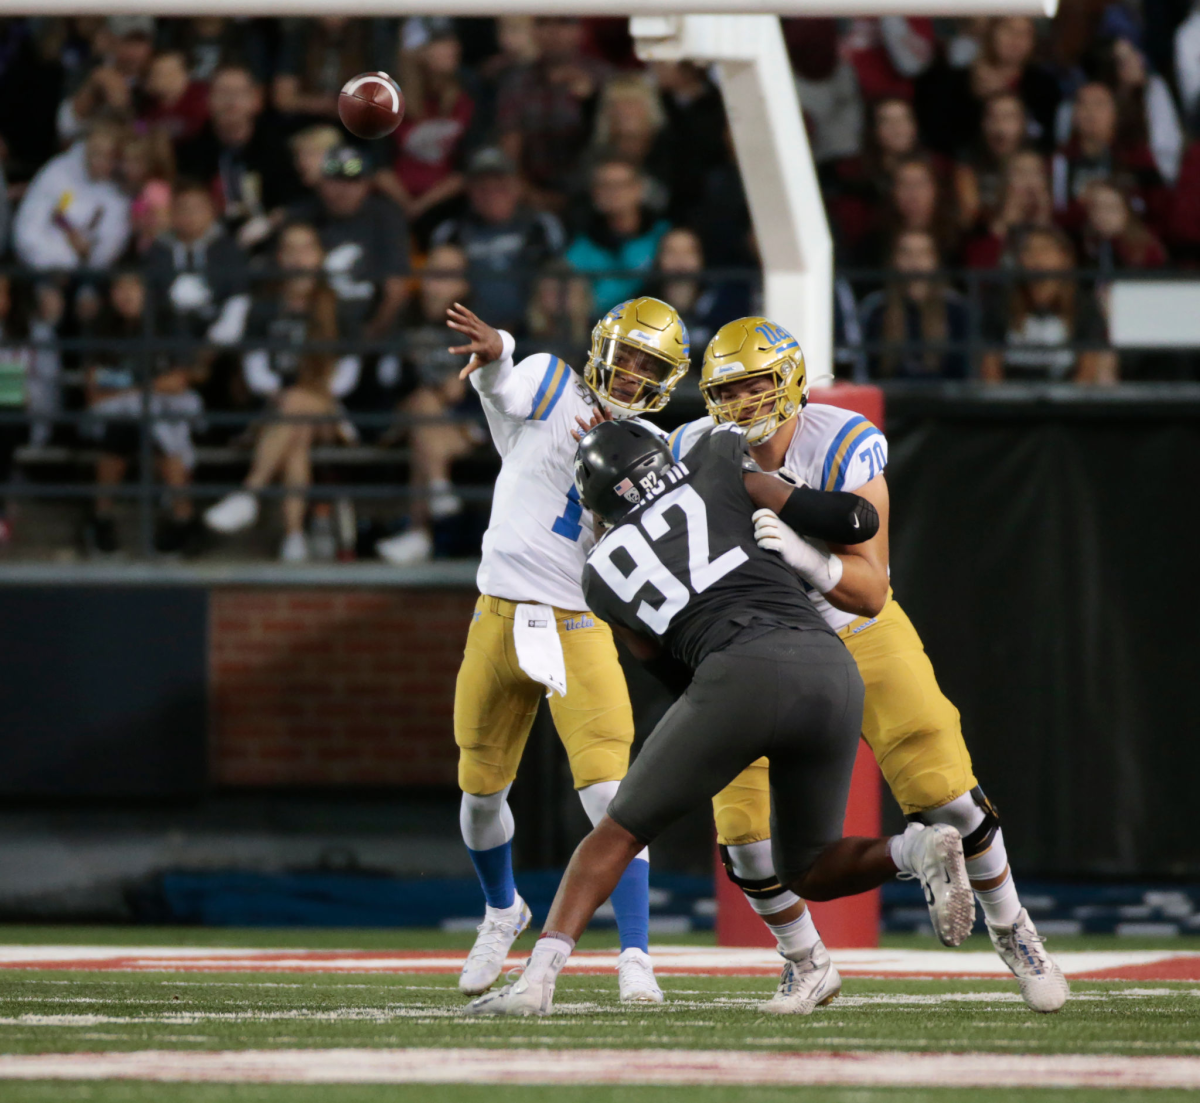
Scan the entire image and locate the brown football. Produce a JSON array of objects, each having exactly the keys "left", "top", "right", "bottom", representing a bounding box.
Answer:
[{"left": 338, "top": 72, "right": 405, "bottom": 140}]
